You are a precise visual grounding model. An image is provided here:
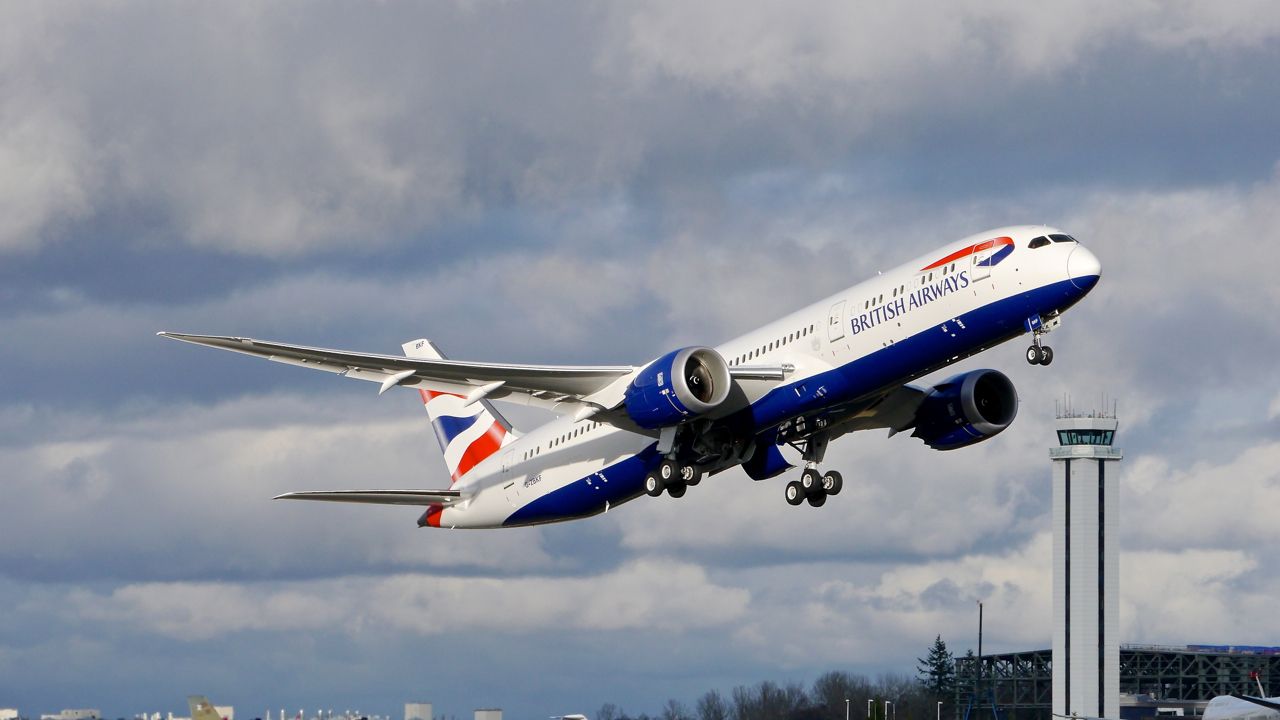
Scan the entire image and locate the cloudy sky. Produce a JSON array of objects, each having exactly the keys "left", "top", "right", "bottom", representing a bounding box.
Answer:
[{"left": 4, "top": 1, "right": 1280, "bottom": 718}]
